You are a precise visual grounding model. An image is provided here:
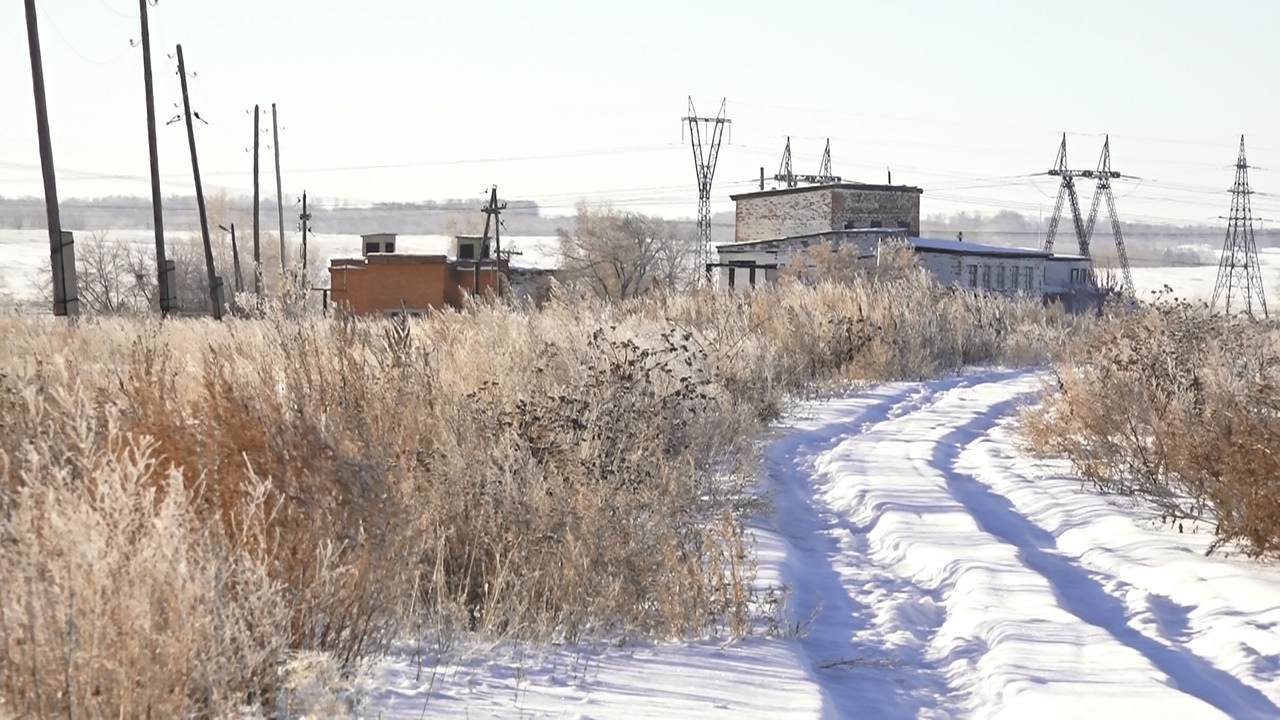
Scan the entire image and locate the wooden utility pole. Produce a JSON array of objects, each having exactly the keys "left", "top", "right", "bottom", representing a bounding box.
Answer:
[
  {"left": 139, "top": 0, "right": 169, "bottom": 315},
  {"left": 24, "top": 0, "right": 77, "bottom": 316},
  {"left": 221, "top": 223, "right": 243, "bottom": 293},
  {"left": 252, "top": 104, "right": 262, "bottom": 295},
  {"left": 177, "top": 44, "right": 223, "bottom": 320},
  {"left": 479, "top": 185, "right": 507, "bottom": 296},
  {"left": 272, "top": 103, "right": 285, "bottom": 277},
  {"left": 299, "top": 190, "right": 310, "bottom": 271}
]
